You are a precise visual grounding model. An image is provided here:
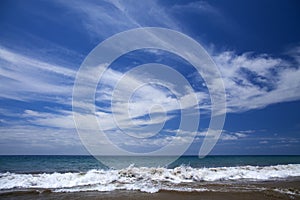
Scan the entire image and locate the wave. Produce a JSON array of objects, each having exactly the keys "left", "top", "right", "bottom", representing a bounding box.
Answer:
[{"left": 1, "top": 164, "right": 300, "bottom": 193}]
